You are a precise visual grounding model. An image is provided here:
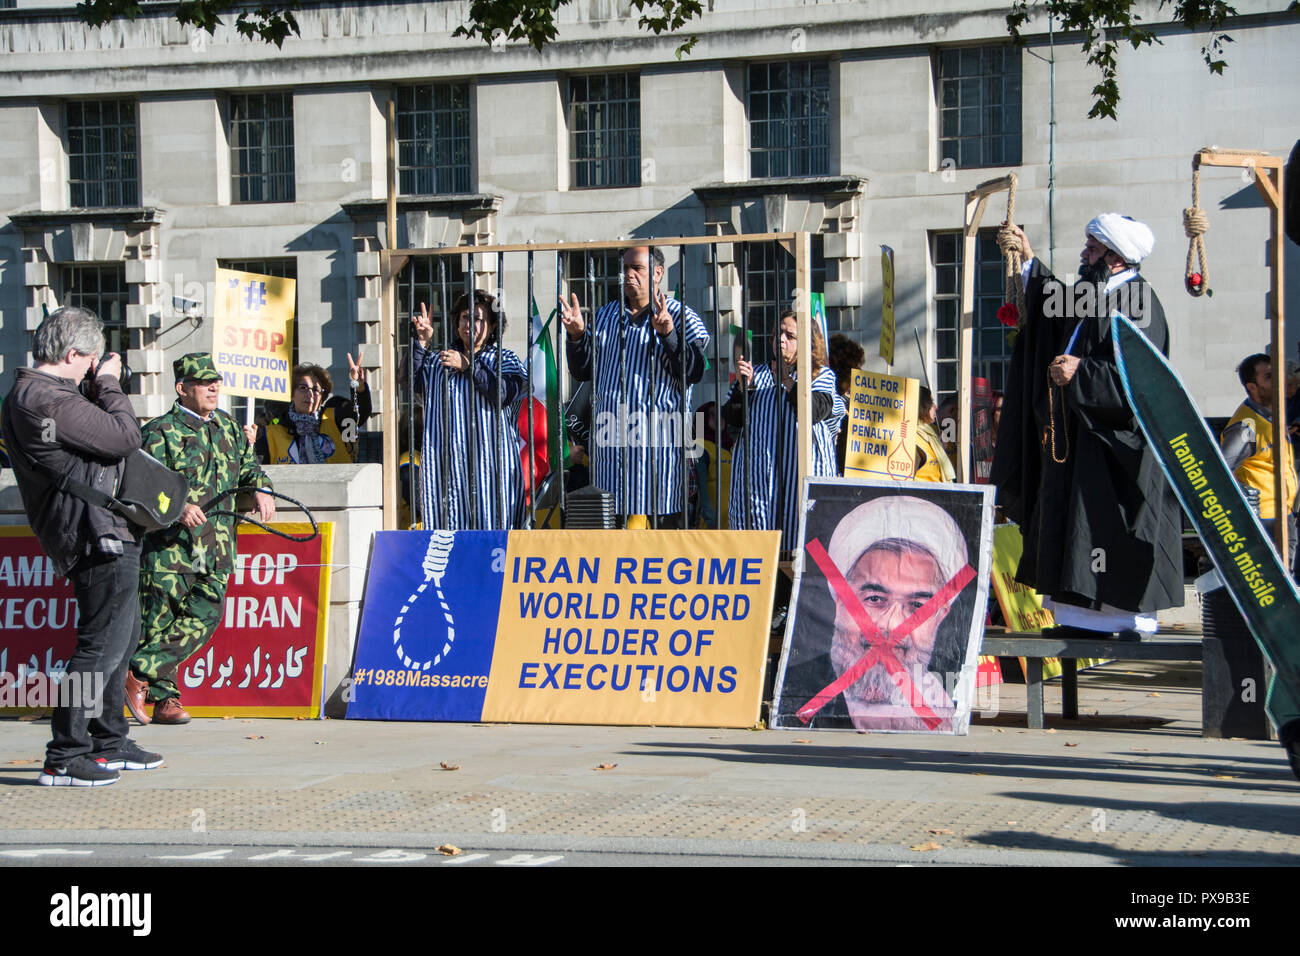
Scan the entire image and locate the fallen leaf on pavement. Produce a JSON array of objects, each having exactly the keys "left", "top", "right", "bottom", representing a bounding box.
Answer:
[
  {"left": 1064, "top": 742, "right": 1078, "bottom": 747},
  {"left": 439, "top": 762, "right": 460, "bottom": 771},
  {"left": 1007, "top": 820, "right": 1018, "bottom": 825},
  {"left": 595, "top": 763, "right": 617, "bottom": 770},
  {"left": 794, "top": 739, "right": 811, "bottom": 744},
  {"left": 927, "top": 828, "right": 953, "bottom": 835},
  {"left": 910, "top": 841, "right": 941, "bottom": 852},
  {"left": 221, "top": 716, "right": 233, "bottom": 720},
  {"left": 1044, "top": 728, "right": 1057, "bottom": 734},
  {"left": 6, "top": 759, "right": 38, "bottom": 765},
  {"left": 1147, "top": 692, "right": 1161, "bottom": 698},
  {"left": 436, "top": 844, "right": 462, "bottom": 856},
  {"left": 245, "top": 735, "right": 265, "bottom": 740},
  {"left": 971, "top": 771, "right": 986, "bottom": 775}
]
